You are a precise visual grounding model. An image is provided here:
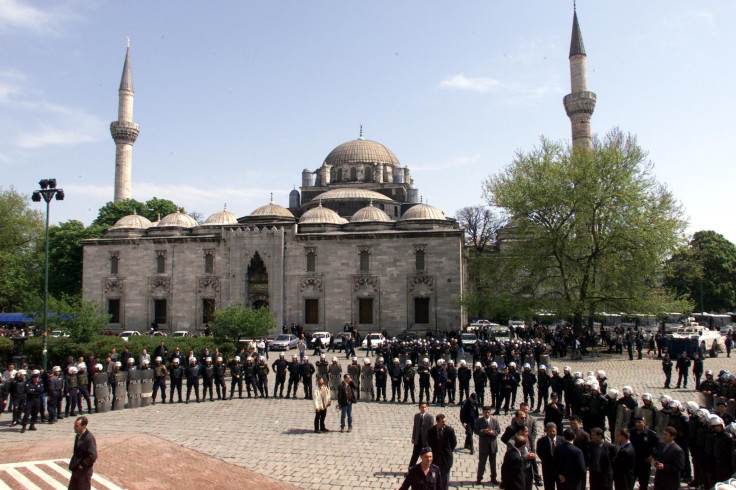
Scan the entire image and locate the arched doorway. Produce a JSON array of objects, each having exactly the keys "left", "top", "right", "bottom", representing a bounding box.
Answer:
[{"left": 247, "top": 252, "right": 269, "bottom": 309}]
